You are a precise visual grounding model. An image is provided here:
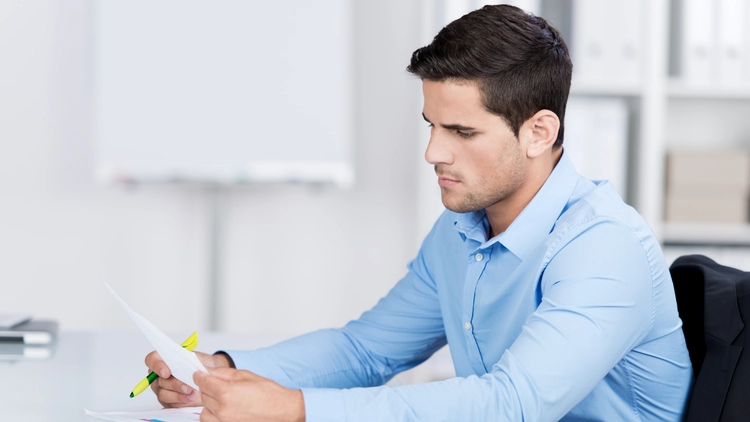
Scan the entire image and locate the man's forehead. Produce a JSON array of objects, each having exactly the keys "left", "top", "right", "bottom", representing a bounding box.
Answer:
[{"left": 422, "top": 80, "right": 489, "bottom": 121}]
